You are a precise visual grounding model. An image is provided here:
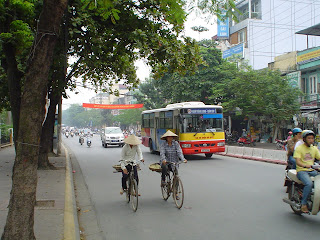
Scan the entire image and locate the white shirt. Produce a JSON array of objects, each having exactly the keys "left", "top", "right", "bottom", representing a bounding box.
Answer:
[
  {"left": 294, "top": 140, "right": 303, "bottom": 151},
  {"left": 120, "top": 144, "right": 143, "bottom": 170}
]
